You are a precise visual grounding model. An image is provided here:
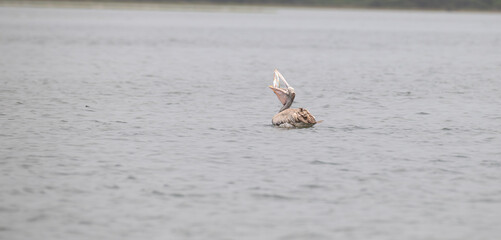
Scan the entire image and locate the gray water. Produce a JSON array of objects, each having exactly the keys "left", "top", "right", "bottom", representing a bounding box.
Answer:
[{"left": 1, "top": 5, "right": 501, "bottom": 240}]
